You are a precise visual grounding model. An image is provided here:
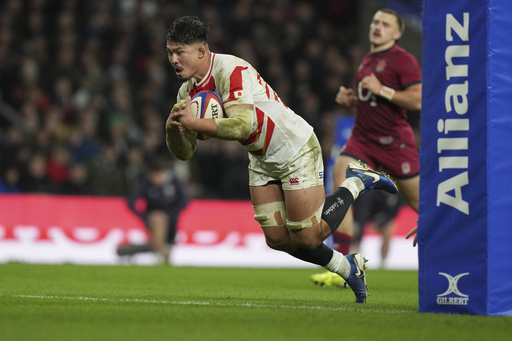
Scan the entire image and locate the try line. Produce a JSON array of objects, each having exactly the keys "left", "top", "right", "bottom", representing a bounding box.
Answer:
[{"left": 9, "top": 294, "right": 412, "bottom": 314}]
